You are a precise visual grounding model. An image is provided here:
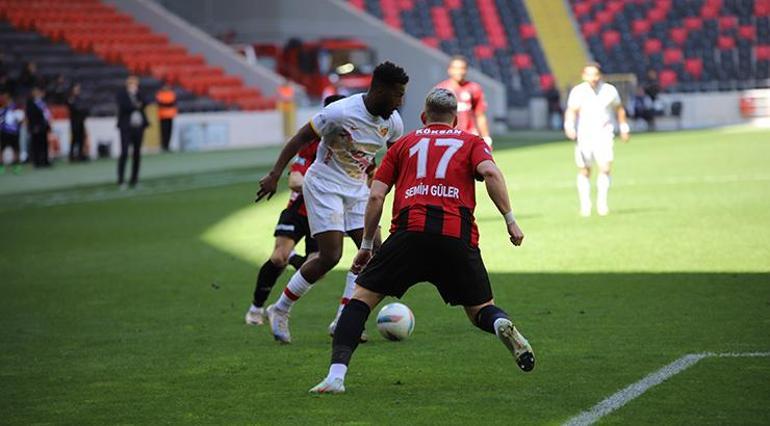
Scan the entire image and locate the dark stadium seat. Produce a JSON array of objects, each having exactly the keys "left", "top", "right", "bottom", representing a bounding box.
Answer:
[
  {"left": 569, "top": 0, "right": 770, "bottom": 92},
  {"left": 0, "top": 0, "right": 272, "bottom": 111},
  {"left": 351, "top": 0, "right": 551, "bottom": 107}
]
